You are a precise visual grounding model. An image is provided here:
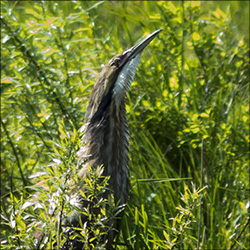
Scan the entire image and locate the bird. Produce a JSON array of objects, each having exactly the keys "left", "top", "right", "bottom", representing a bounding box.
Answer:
[{"left": 63, "top": 28, "right": 162, "bottom": 249}]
